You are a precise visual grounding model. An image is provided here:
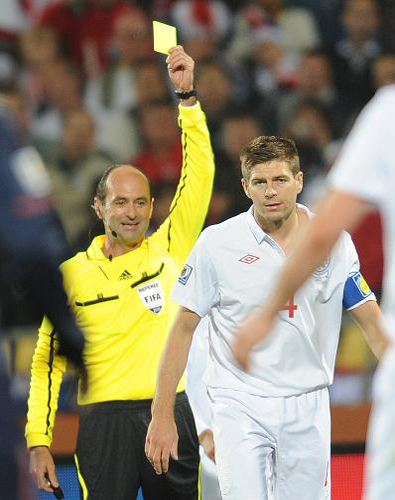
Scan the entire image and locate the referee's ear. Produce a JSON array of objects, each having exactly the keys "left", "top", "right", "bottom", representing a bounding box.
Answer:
[{"left": 93, "top": 197, "right": 104, "bottom": 221}]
